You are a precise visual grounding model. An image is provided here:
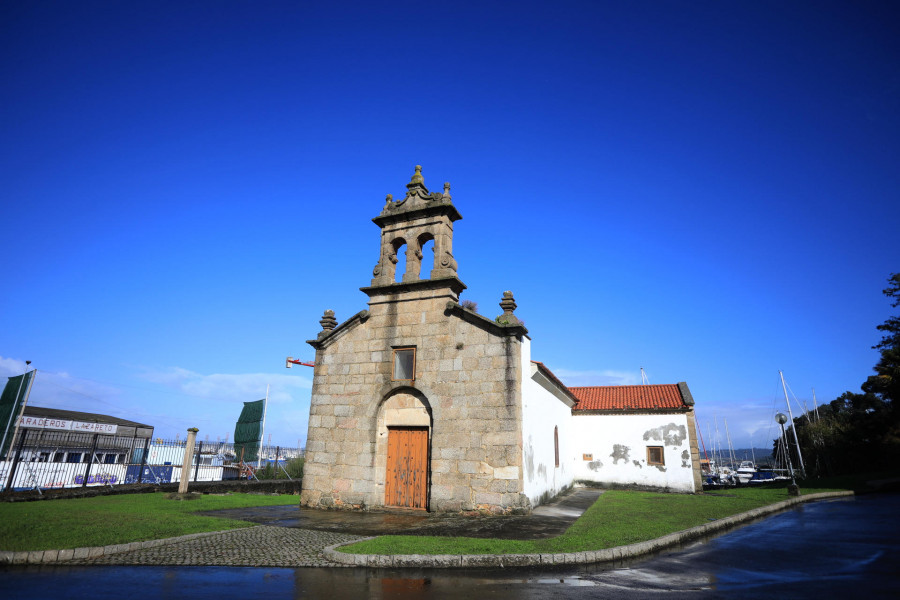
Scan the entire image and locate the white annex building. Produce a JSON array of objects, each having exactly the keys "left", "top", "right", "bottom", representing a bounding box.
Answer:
[{"left": 299, "top": 167, "right": 702, "bottom": 513}]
